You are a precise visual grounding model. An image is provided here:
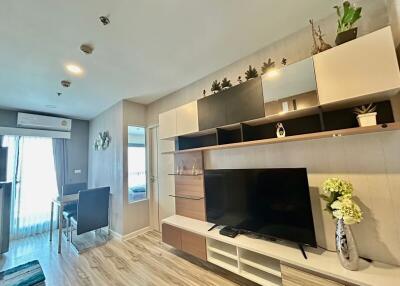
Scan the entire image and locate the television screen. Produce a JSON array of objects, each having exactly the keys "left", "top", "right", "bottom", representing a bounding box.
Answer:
[{"left": 205, "top": 168, "right": 317, "bottom": 247}]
